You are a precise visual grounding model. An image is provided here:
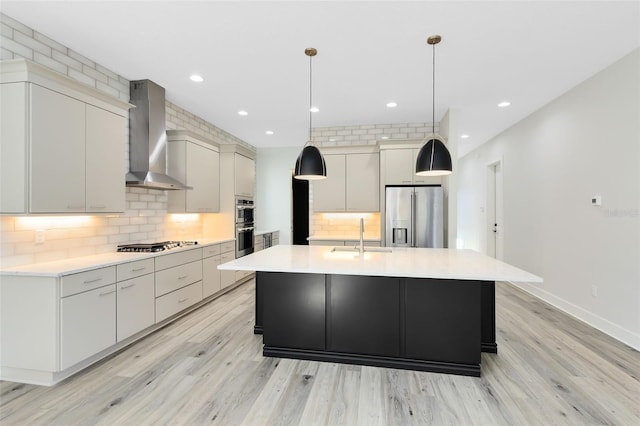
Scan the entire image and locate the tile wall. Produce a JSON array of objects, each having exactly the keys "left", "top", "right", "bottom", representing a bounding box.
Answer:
[{"left": 0, "top": 13, "right": 254, "bottom": 268}]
